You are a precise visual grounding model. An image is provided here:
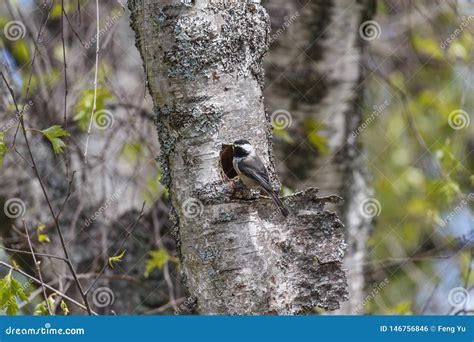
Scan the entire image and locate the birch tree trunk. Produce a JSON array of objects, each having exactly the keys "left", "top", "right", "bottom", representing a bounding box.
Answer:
[
  {"left": 262, "top": 0, "right": 376, "bottom": 313},
  {"left": 129, "top": 0, "right": 348, "bottom": 314}
]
